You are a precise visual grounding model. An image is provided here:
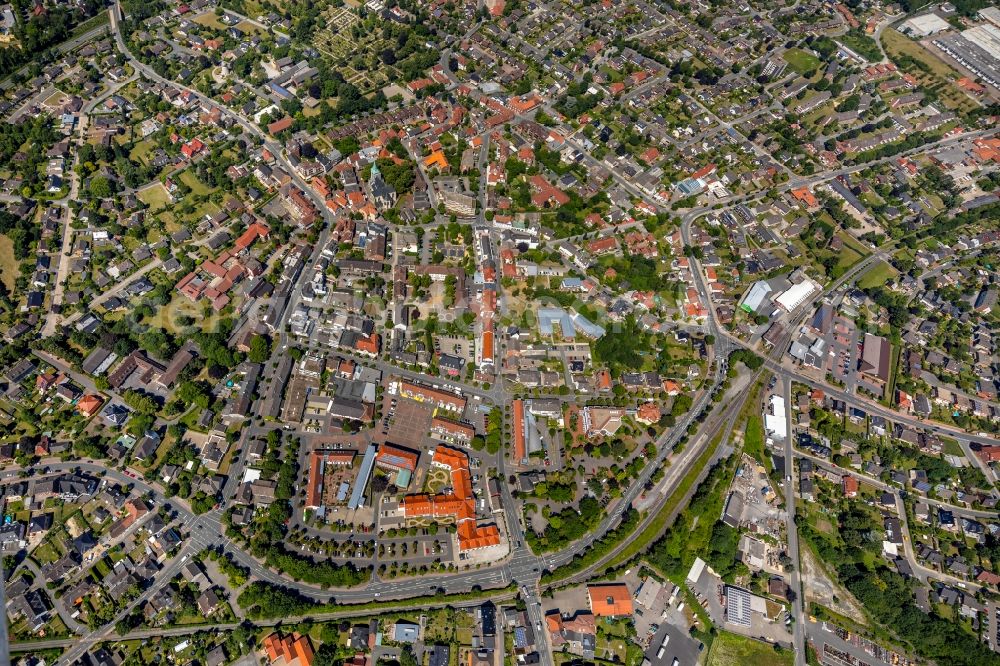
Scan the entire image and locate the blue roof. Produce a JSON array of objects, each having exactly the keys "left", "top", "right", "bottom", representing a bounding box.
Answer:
[
  {"left": 571, "top": 312, "right": 605, "bottom": 338},
  {"left": 677, "top": 178, "right": 704, "bottom": 195},
  {"left": 348, "top": 444, "right": 378, "bottom": 510},
  {"left": 393, "top": 622, "right": 419, "bottom": 642},
  {"left": 538, "top": 307, "right": 573, "bottom": 337},
  {"left": 267, "top": 82, "right": 292, "bottom": 99},
  {"left": 537, "top": 307, "right": 605, "bottom": 338}
]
